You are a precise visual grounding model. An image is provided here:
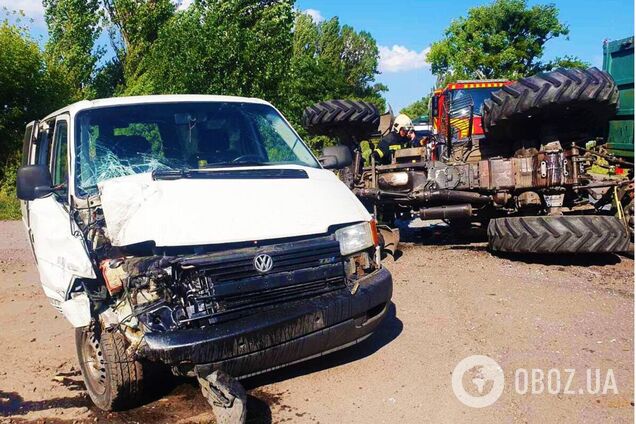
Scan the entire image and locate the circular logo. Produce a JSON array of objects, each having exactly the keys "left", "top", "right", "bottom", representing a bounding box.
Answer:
[
  {"left": 253, "top": 254, "right": 274, "bottom": 273},
  {"left": 452, "top": 355, "right": 504, "bottom": 408}
]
